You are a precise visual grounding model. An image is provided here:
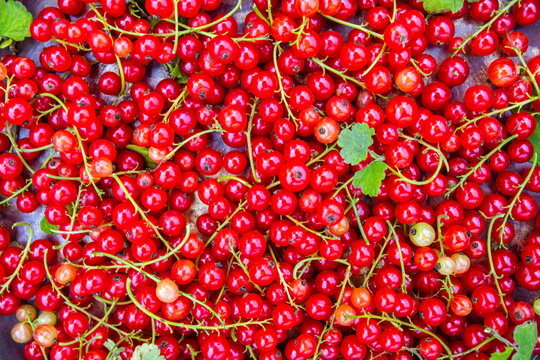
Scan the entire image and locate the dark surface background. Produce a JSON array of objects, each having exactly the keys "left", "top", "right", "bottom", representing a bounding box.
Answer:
[{"left": 0, "top": 0, "right": 539, "bottom": 358}]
